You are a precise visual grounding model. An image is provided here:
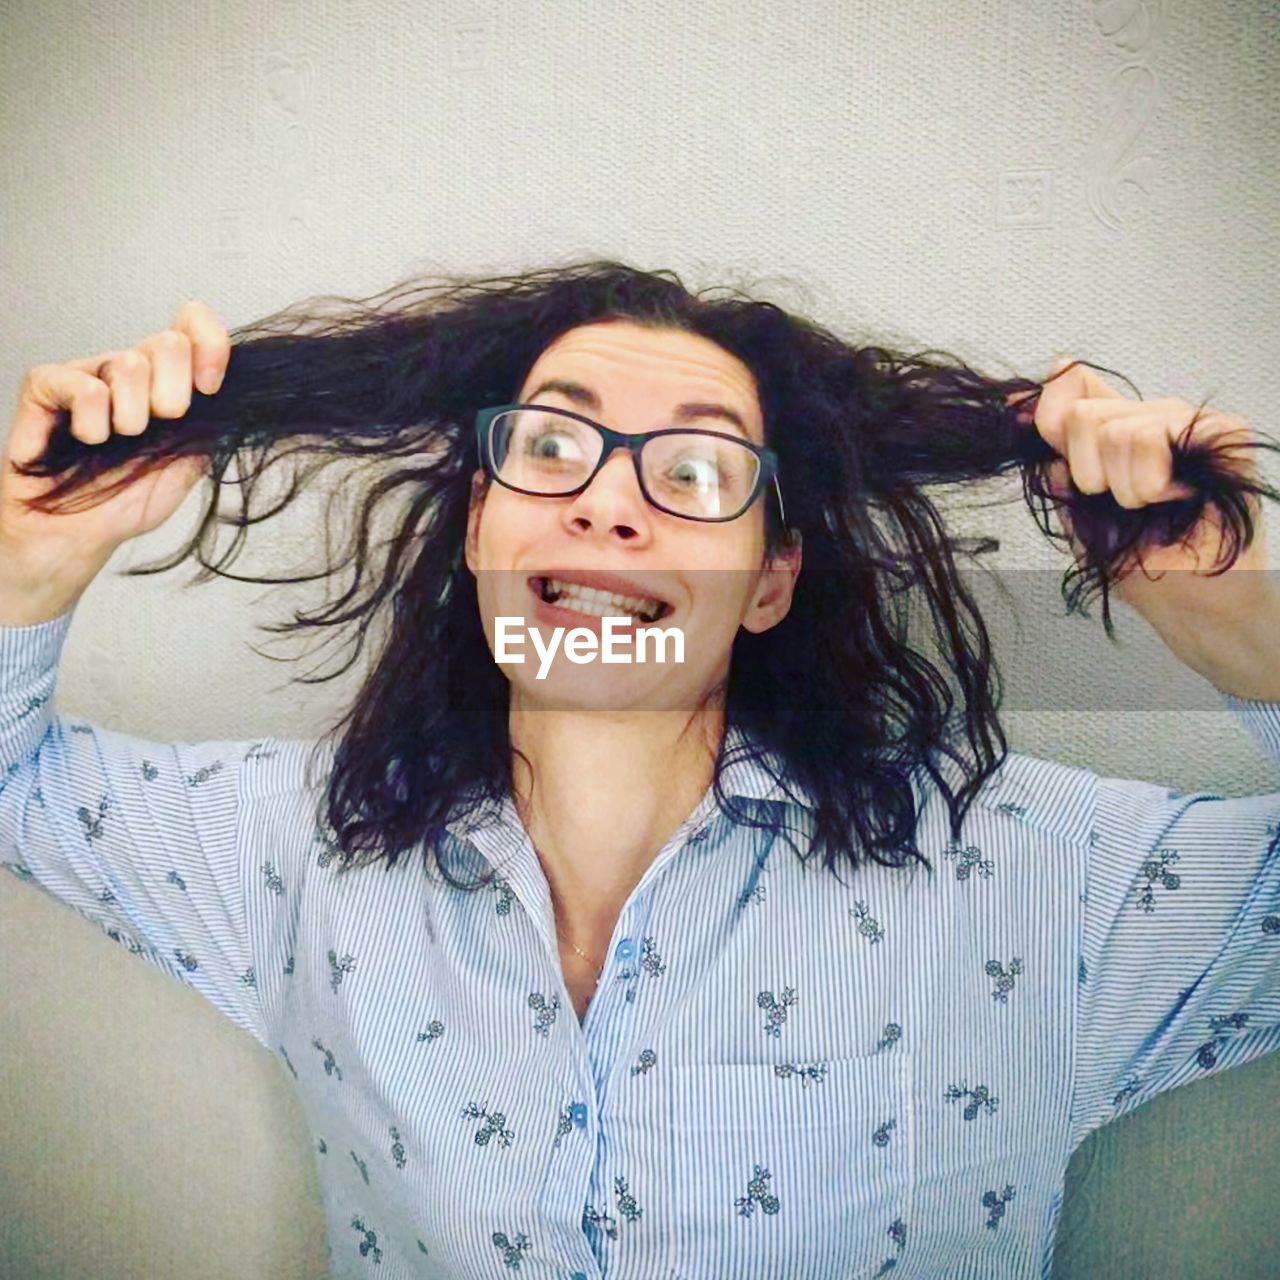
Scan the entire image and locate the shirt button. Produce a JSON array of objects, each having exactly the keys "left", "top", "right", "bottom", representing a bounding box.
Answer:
[
  {"left": 569, "top": 1102, "right": 588, "bottom": 1127},
  {"left": 615, "top": 938, "right": 635, "bottom": 960},
  {"left": 571, "top": 1272, "right": 589, "bottom": 1280}
]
